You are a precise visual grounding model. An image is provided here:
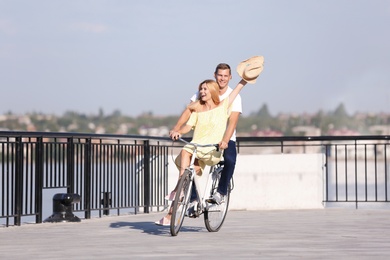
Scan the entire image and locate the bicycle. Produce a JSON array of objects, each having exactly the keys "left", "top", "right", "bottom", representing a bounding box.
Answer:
[{"left": 169, "top": 138, "right": 231, "bottom": 236}]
